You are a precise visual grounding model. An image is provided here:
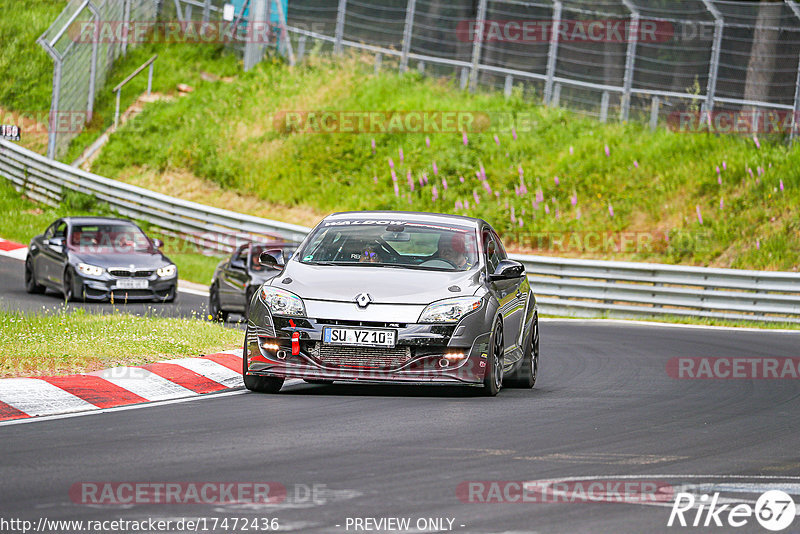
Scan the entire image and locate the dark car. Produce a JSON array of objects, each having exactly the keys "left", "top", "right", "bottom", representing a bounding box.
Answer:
[
  {"left": 25, "top": 217, "right": 177, "bottom": 302},
  {"left": 209, "top": 242, "right": 298, "bottom": 321},
  {"left": 243, "top": 211, "right": 539, "bottom": 396}
]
